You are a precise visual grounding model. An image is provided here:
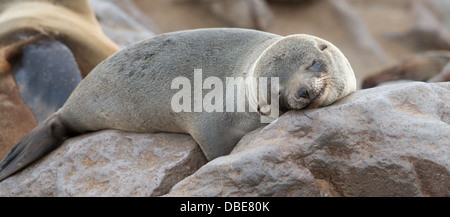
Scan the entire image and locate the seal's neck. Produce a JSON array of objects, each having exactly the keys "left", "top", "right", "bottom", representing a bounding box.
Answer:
[{"left": 246, "top": 59, "right": 282, "bottom": 123}]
